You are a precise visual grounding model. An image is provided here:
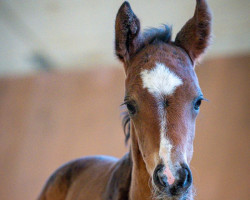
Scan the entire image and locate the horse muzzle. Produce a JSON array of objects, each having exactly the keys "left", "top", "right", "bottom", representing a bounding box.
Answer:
[{"left": 153, "top": 163, "right": 192, "bottom": 196}]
